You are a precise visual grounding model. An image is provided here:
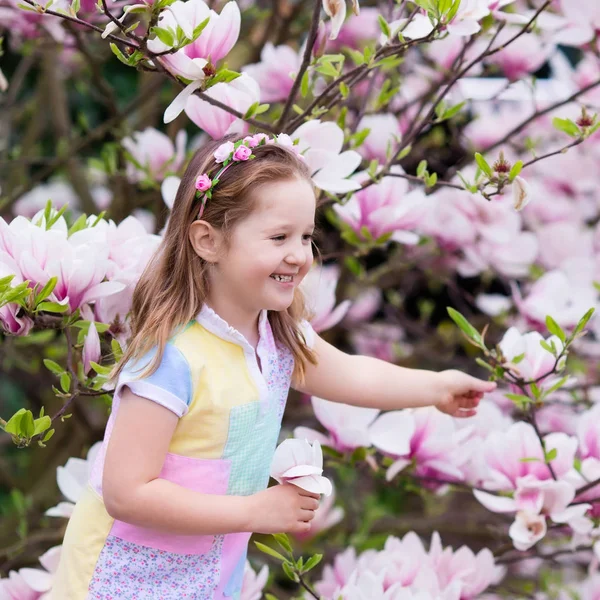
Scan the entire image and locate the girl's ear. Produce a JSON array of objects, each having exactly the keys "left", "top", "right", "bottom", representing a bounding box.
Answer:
[{"left": 188, "top": 220, "right": 225, "bottom": 263}]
